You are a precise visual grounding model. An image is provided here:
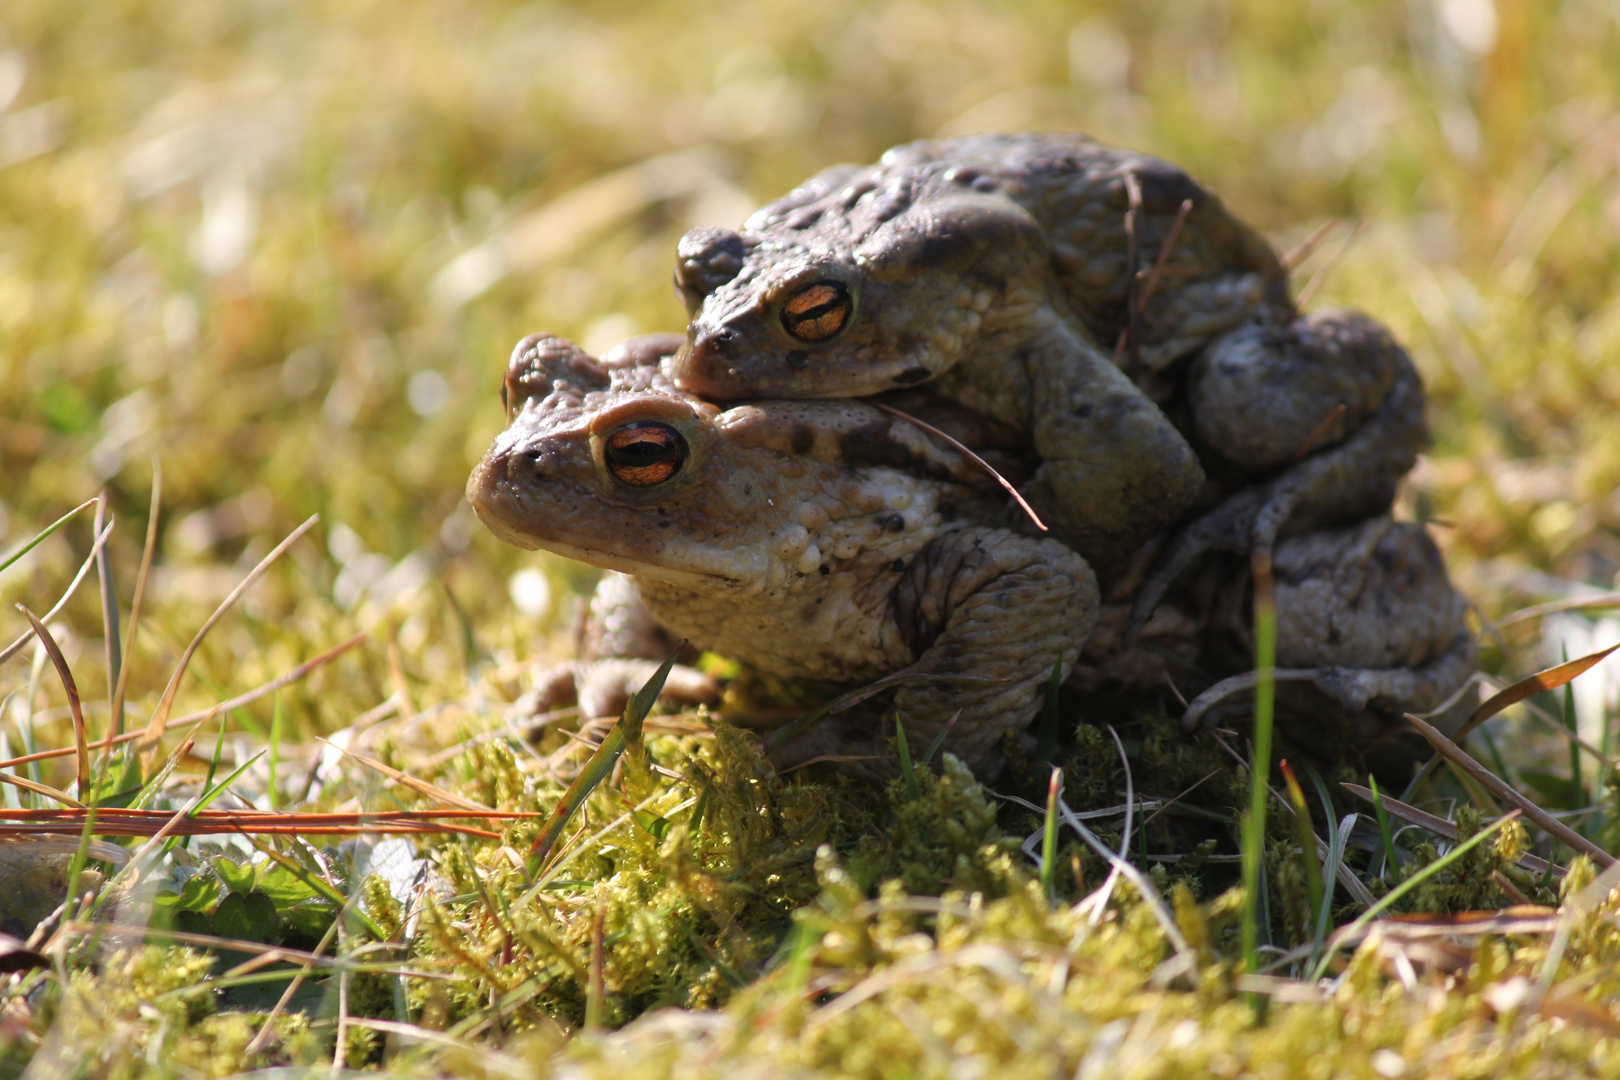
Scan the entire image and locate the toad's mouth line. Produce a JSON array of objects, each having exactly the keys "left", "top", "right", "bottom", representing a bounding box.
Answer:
[
  {"left": 533, "top": 537, "right": 746, "bottom": 591},
  {"left": 471, "top": 504, "right": 748, "bottom": 592}
]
